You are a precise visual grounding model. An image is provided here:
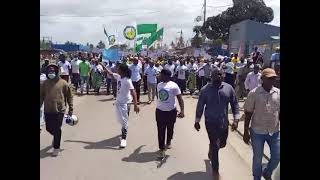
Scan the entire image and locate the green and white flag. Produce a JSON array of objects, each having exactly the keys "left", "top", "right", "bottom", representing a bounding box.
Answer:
[{"left": 137, "top": 24, "right": 157, "bottom": 35}]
